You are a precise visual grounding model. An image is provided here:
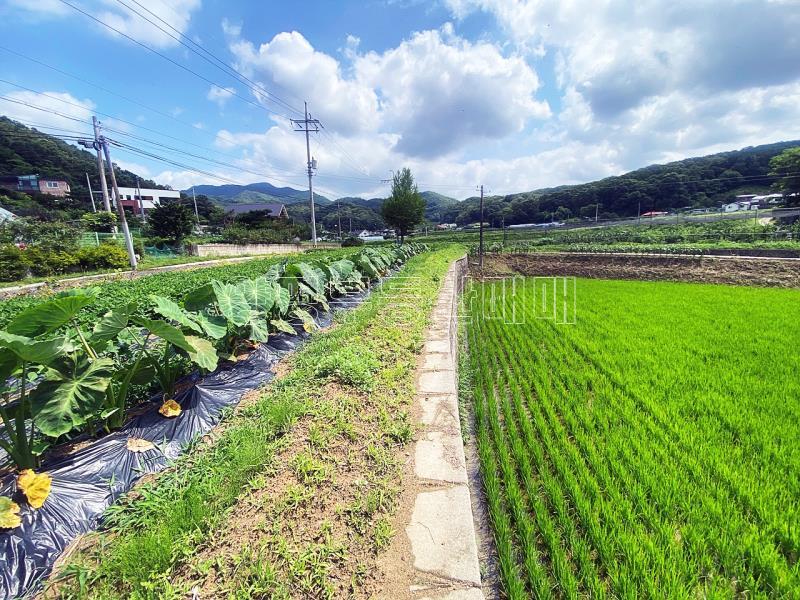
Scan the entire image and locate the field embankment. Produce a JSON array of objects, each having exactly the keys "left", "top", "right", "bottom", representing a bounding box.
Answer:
[{"left": 485, "top": 252, "right": 800, "bottom": 287}]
